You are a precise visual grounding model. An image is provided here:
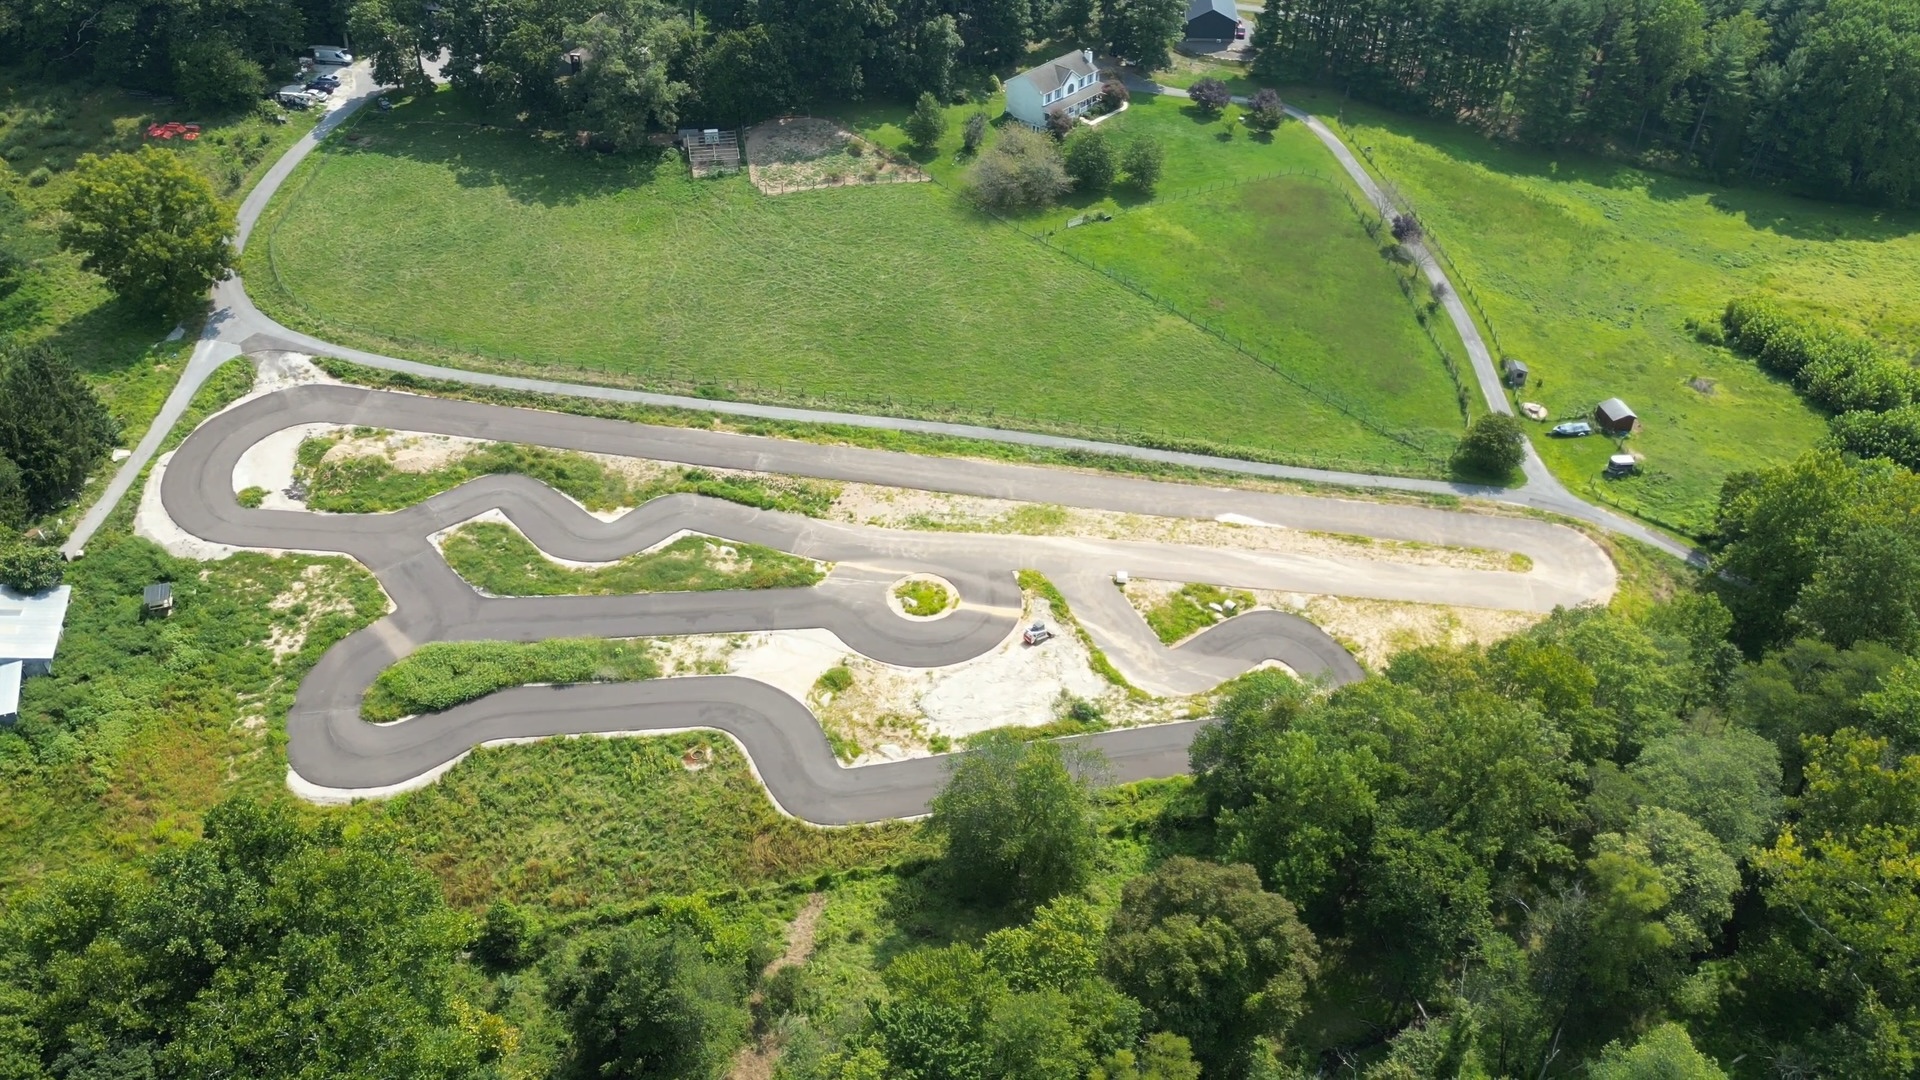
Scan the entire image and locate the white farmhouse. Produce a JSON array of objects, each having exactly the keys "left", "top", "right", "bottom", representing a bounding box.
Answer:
[{"left": 1004, "top": 48, "right": 1103, "bottom": 129}]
